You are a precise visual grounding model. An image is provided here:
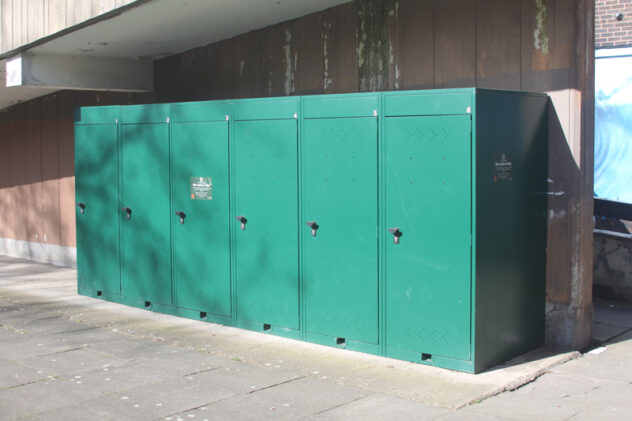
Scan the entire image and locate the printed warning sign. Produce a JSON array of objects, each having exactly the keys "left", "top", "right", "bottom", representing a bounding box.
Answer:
[
  {"left": 493, "top": 154, "right": 513, "bottom": 183},
  {"left": 190, "top": 177, "right": 212, "bottom": 200}
]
